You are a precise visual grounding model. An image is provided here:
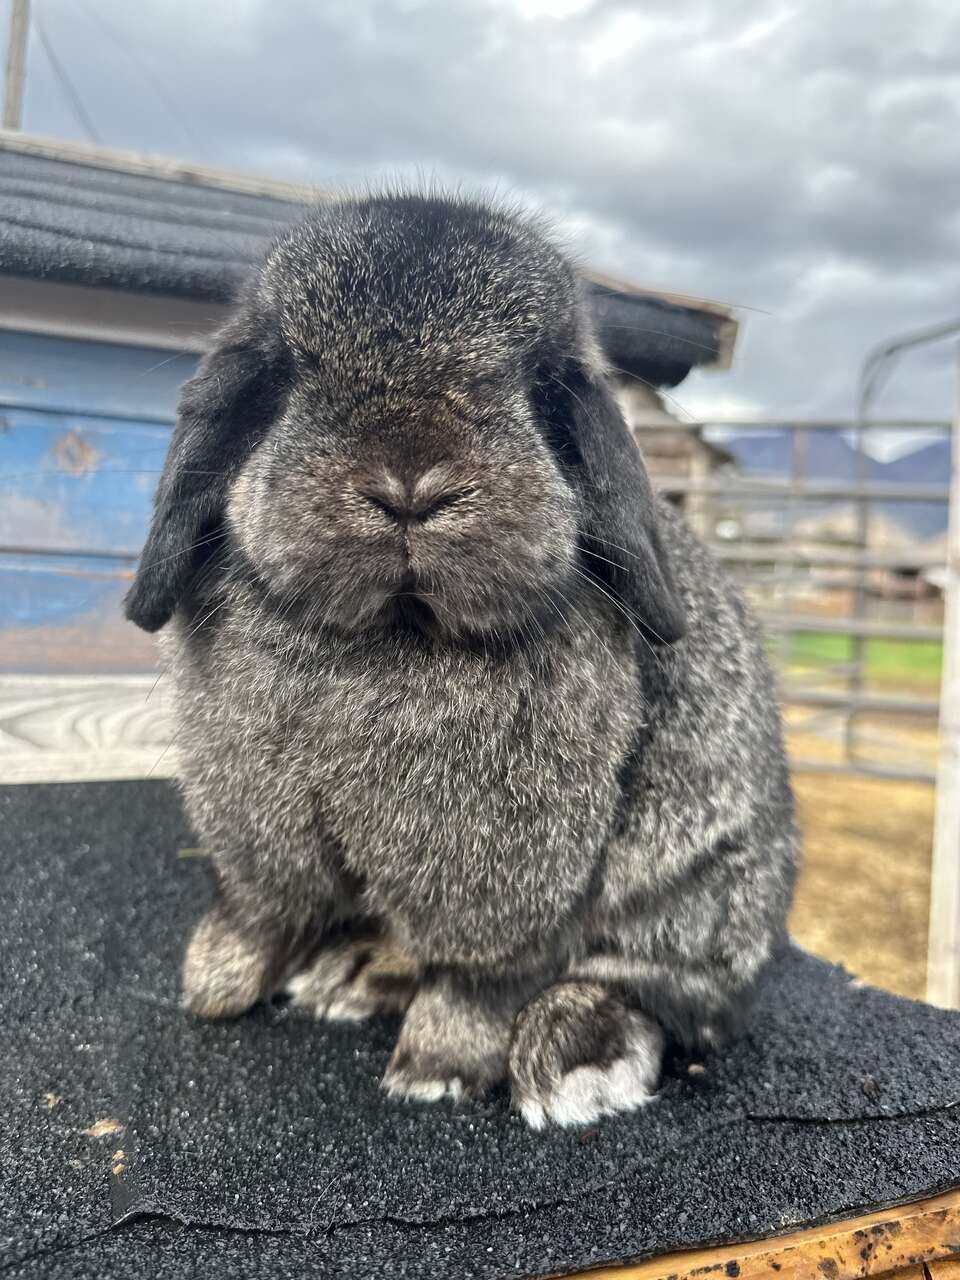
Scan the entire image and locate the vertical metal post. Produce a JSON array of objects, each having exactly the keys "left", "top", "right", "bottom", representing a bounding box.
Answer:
[
  {"left": 846, "top": 412, "right": 871, "bottom": 765},
  {"left": 927, "top": 347, "right": 960, "bottom": 1007},
  {"left": 3, "top": 0, "right": 30, "bottom": 130},
  {"left": 786, "top": 425, "right": 809, "bottom": 679},
  {"left": 688, "top": 435, "right": 708, "bottom": 540}
]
